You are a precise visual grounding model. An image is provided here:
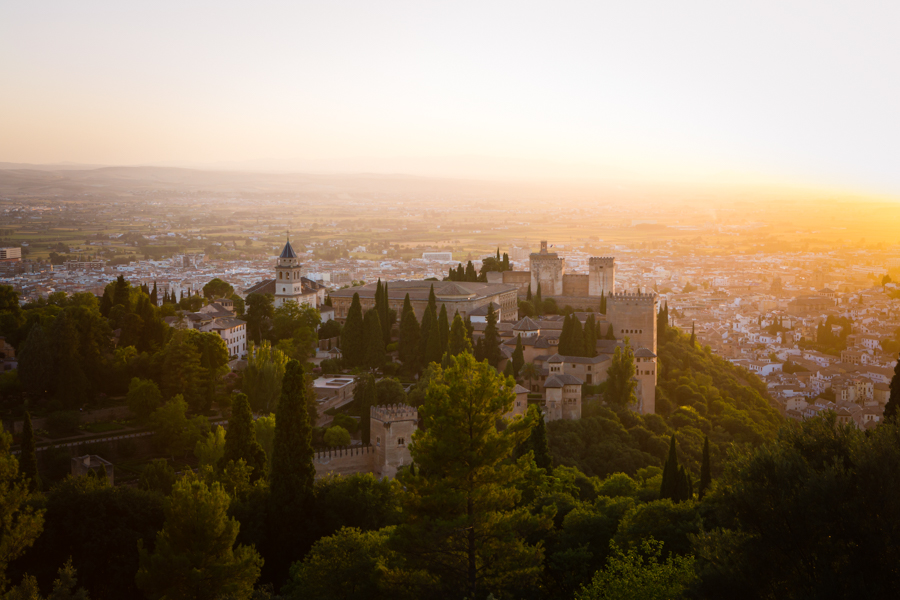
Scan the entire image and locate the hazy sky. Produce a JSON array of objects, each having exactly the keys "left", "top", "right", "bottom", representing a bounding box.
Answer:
[{"left": 2, "top": 1, "right": 898, "bottom": 192}]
